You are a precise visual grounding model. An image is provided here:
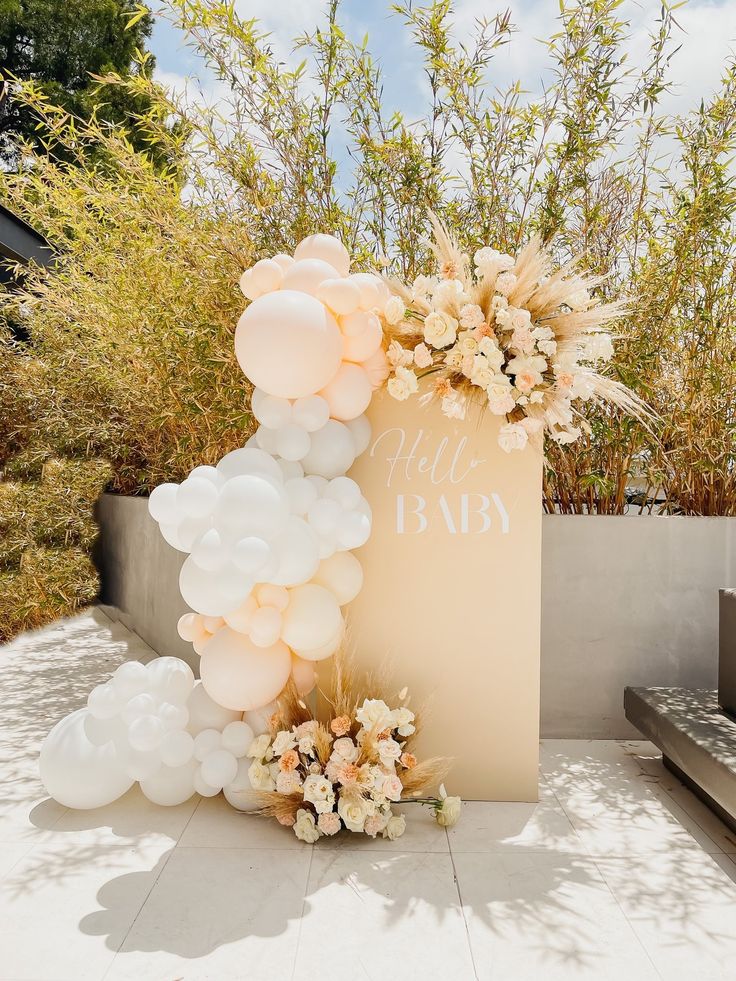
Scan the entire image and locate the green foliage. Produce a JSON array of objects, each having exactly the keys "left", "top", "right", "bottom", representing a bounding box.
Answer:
[{"left": 0, "top": 0, "right": 159, "bottom": 165}]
